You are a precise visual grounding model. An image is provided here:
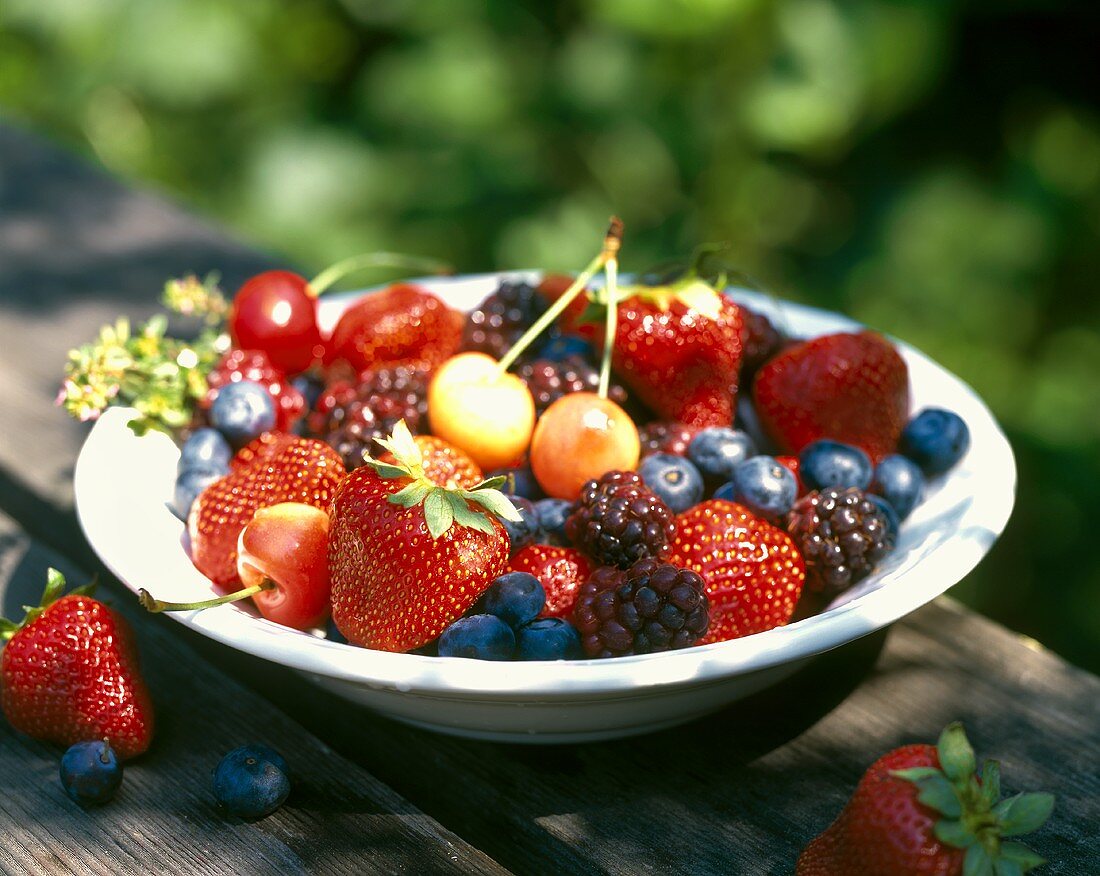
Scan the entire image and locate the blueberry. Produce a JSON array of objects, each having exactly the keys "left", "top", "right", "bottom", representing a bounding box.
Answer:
[
  {"left": 210, "top": 380, "right": 276, "bottom": 449},
  {"left": 290, "top": 374, "right": 325, "bottom": 411},
  {"left": 871, "top": 454, "right": 924, "bottom": 521},
  {"left": 437, "top": 615, "right": 515, "bottom": 660},
  {"left": 178, "top": 428, "right": 232, "bottom": 475},
  {"left": 533, "top": 498, "right": 573, "bottom": 545},
  {"left": 900, "top": 408, "right": 970, "bottom": 476},
  {"left": 713, "top": 481, "right": 736, "bottom": 502},
  {"left": 59, "top": 740, "right": 122, "bottom": 806},
  {"left": 687, "top": 427, "right": 756, "bottom": 484},
  {"left": 488, "top": 466, "right": 545, "bottom": 501},
  {"left": 516, "top": 618, "right": 583, "bottom": 660},
  {"left": 728, "top": 455, "right": 797, "bottom": 517},
  {"left": 171, "top": 467, "right": 226, "bottom": 520},
  {"left": 213, "top": 745, "right": 291, "bottom": 820},
  {"left": 638, "top": 453, "right": 704, "bottom": 513},
  {"left": 501, "top": 497, "right": 543, "bottom": 554},
  {"left": 539, "top": 335, "right": 594, "bottom": 362},
  {"left": 475, "top": 571, "right": 545, "bottom": 628},
  {"left": 867, "top": 494, "right": 900, "bottom": 543},
  {"left": 799, "top": 440, "right": 872, "bottom": 491}
]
